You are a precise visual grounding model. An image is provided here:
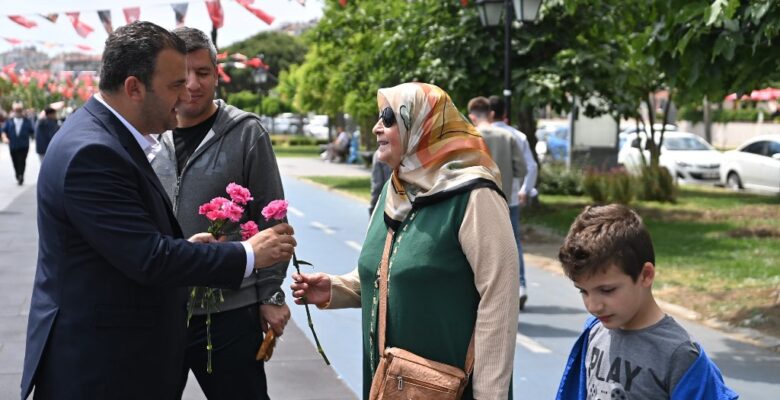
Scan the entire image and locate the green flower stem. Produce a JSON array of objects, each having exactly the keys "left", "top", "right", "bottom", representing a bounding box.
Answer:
[{"left": 293, "top": 252, "right": 330, "bottom": 365}]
